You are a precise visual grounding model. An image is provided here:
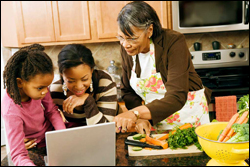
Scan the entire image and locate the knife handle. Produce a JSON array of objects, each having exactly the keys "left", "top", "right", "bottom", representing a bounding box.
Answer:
[{"left": 125, "top": 139, "right": 146, "bottom": 147}]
